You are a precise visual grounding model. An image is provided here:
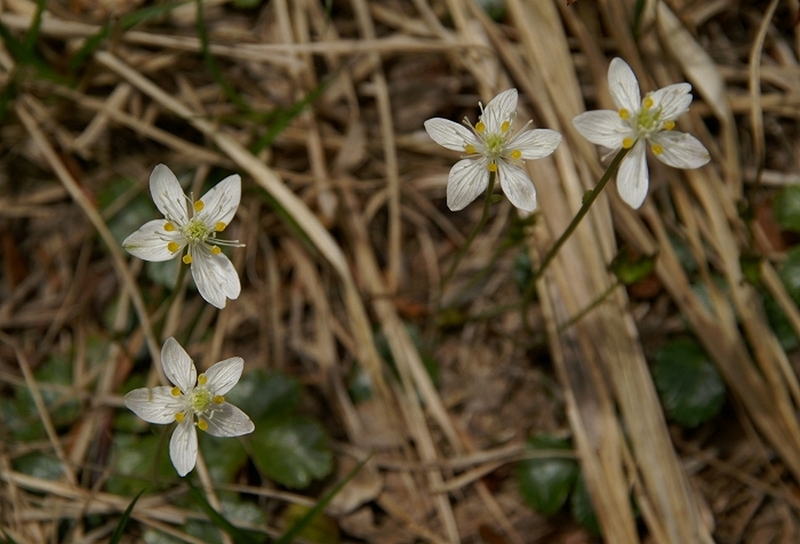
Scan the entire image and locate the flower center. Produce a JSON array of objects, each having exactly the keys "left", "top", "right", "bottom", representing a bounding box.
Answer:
[
  {"left": 484, "top": 133, "right": 506, "bottom": 158},
  {"left": 189, "top": 387, "right": 212, "bottom": 414},
  {"left": 182, "top": 217, "right": 210, "bottom": 242},
  {"left": 632, "top": 95, "right": 665, "bottom": 138}
]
